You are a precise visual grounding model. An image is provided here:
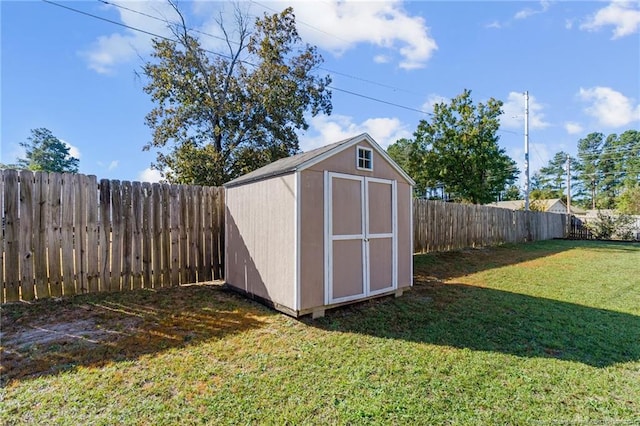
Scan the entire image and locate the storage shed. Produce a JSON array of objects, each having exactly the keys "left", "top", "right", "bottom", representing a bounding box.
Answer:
[{"left": 224, "top": 133, "right": 414, "bottom": 318}]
